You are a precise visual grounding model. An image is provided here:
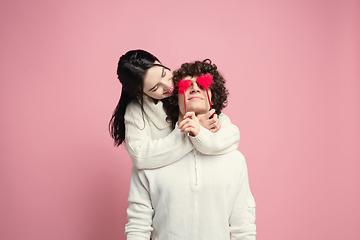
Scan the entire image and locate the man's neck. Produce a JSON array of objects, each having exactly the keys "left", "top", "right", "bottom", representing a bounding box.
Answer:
[{"left": 178, "top": 111, "right": 202, "bottom": 123}]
